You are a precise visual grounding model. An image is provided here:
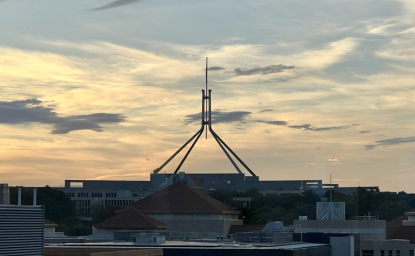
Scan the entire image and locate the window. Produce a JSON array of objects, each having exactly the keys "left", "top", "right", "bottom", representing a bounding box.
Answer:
[
  {"left": 92, "top": 192, "right": 102, "bottom": 197},
  {"left": 65, "top": 192, "right": 74, "bottom": 197},
  {"left": 362, "top": 250, "right": 374, "bottom": 256},
  {"left": 77, "top": 192, "right": 88, "bottom": 197},
  {"left": 381, "top": 250, "right": 385, "bottom": 256},
  {"left": 227, "top": 180, "right": 231, "bottom": 184},
  {"left": 396, "top": 250, "right": 400, "bottom": 256},
  {"left": 389, "top": 250, "right": 393, "bottom": 256},
  {"left": 410, "top": 250, "right": 414, "bottom": 256},
  {"left": 105, "top": 192, "right": 116, "bottom": 197}
]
